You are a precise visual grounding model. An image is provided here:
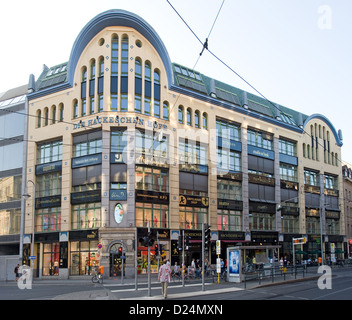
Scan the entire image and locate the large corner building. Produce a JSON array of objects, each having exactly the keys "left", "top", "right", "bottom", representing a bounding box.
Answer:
[{"left": 22, "top": 9, "right": 346, "bottom": 278}]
